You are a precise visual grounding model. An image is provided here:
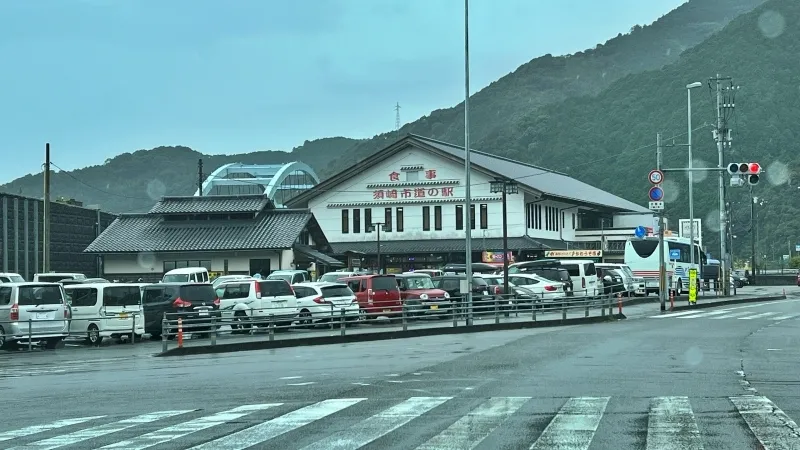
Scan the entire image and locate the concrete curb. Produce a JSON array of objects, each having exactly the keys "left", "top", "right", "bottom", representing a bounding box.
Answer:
[
  {"left": 157, "top": 314, "right": 621, "bottom": 357},
  {"left": 669, "top": 294, "right": 787, "bottom": 312}
]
